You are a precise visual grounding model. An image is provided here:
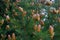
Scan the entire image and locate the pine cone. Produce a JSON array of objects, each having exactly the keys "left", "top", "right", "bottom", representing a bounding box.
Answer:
[
  {"left": 12, "top": 33, "right": 16, "bottom": 40},
  {"left": 8, "top": 35, "right": 11, "bottom": 40},
  {"left": 37, "top": 24, "right": 41, "bottom": 32},
  {"left": 34, "top": 24, "right": 37, "bottom": 31},
  {"left": 18, "top": 7, "right": 24, "bottom": 12},
  {"left": 6, "top": 25, "right": 10, "bottom": 30}
]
